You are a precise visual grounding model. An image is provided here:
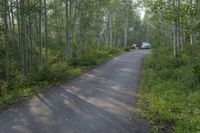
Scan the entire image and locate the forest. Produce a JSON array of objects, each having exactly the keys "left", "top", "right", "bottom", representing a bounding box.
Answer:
[
  {"left": 0, "top": 0, "right": 200, "bottom": 132},
  {"left": 0, "top": 0, "right": 149, "bottom": 109},
  {"left": 137, "top": 0, "right": 200, "bottom": 132}
]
